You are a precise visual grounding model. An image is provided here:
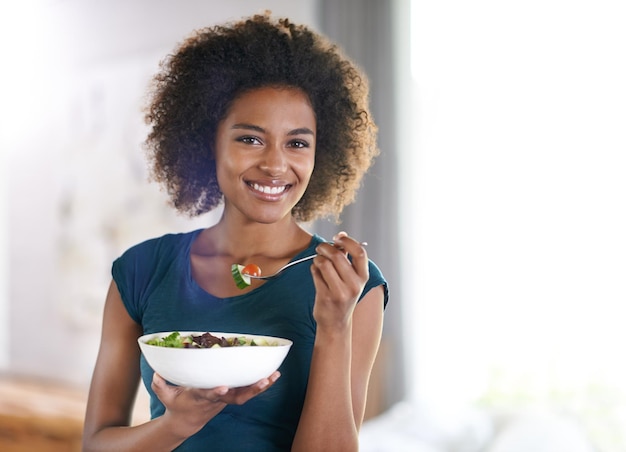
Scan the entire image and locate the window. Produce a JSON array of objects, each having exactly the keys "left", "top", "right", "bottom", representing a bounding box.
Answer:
[{"left": 405, "top": 0, "right": 626, "bottom": 448}]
